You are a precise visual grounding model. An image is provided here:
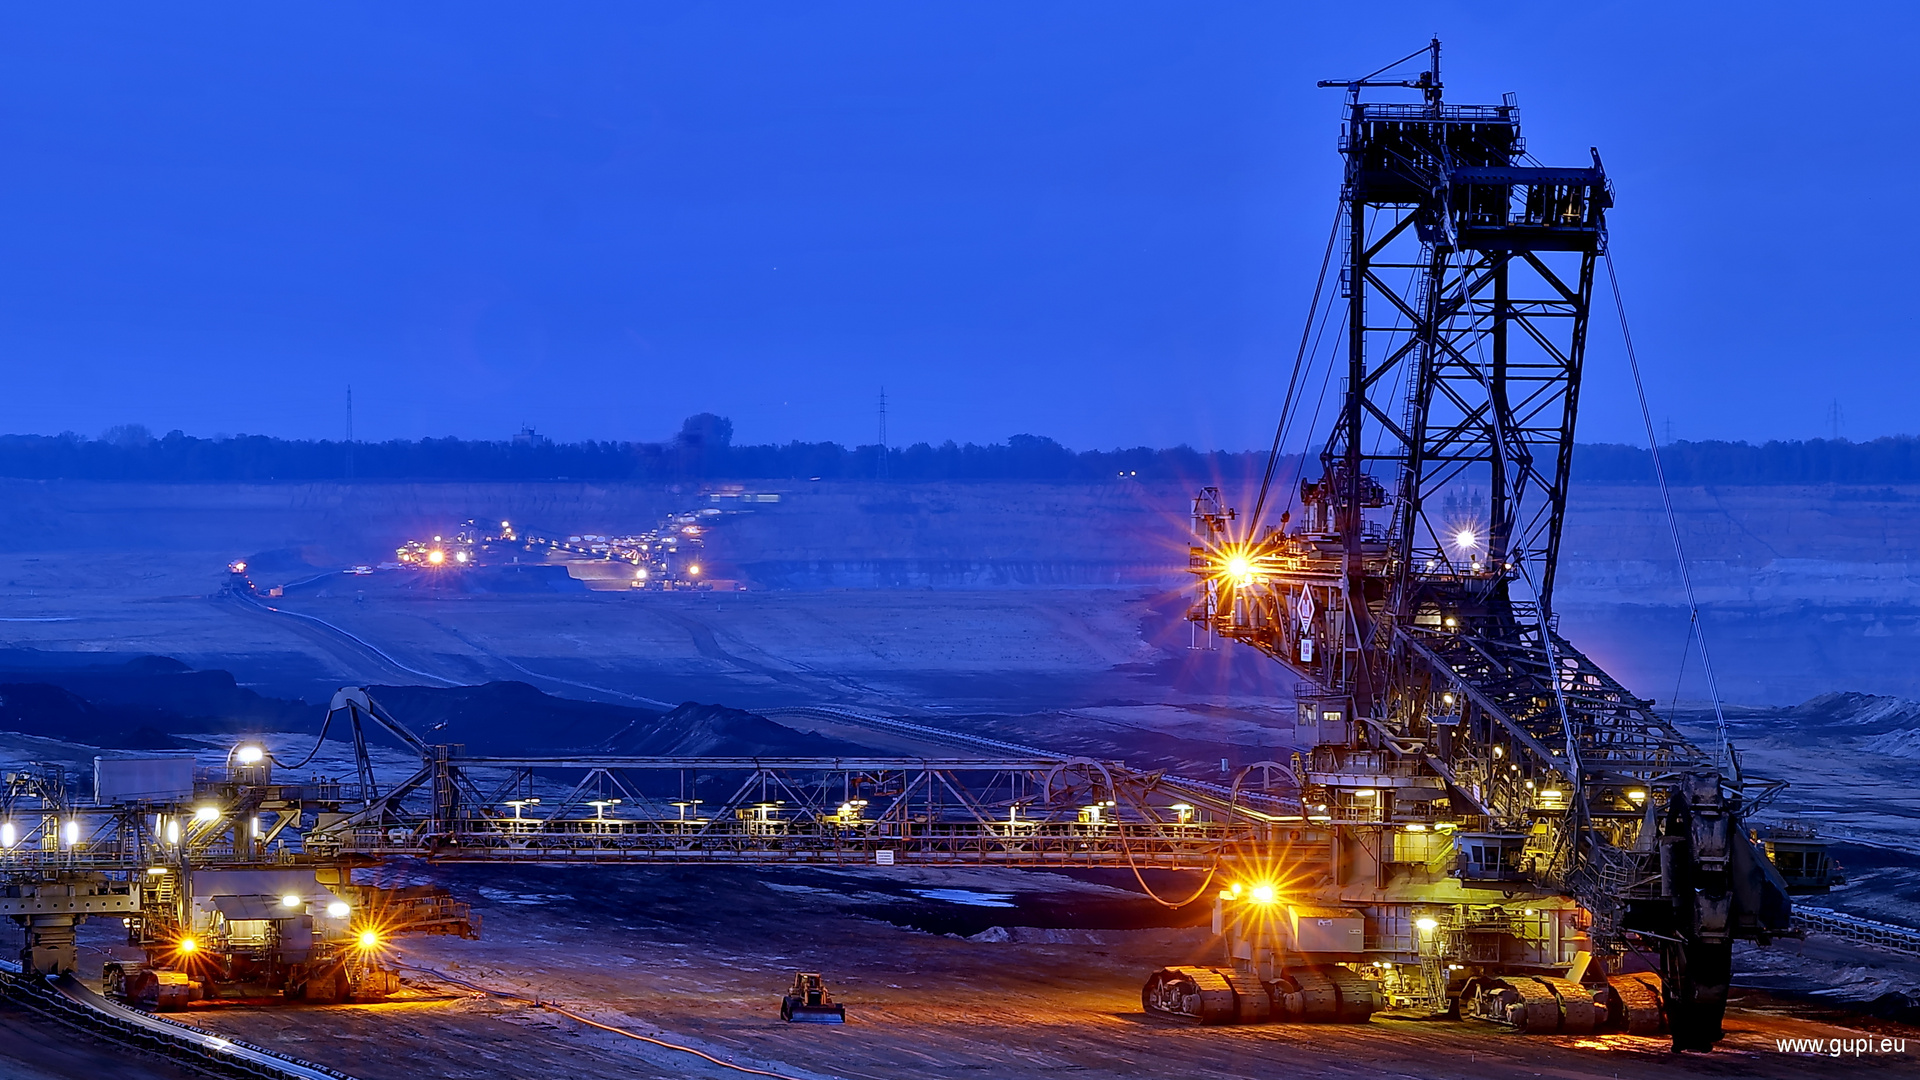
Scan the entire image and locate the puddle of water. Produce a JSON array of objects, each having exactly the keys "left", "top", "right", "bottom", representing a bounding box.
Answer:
[{"left": 909, "top": 888, "right": 1016, "bottom": 909}]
